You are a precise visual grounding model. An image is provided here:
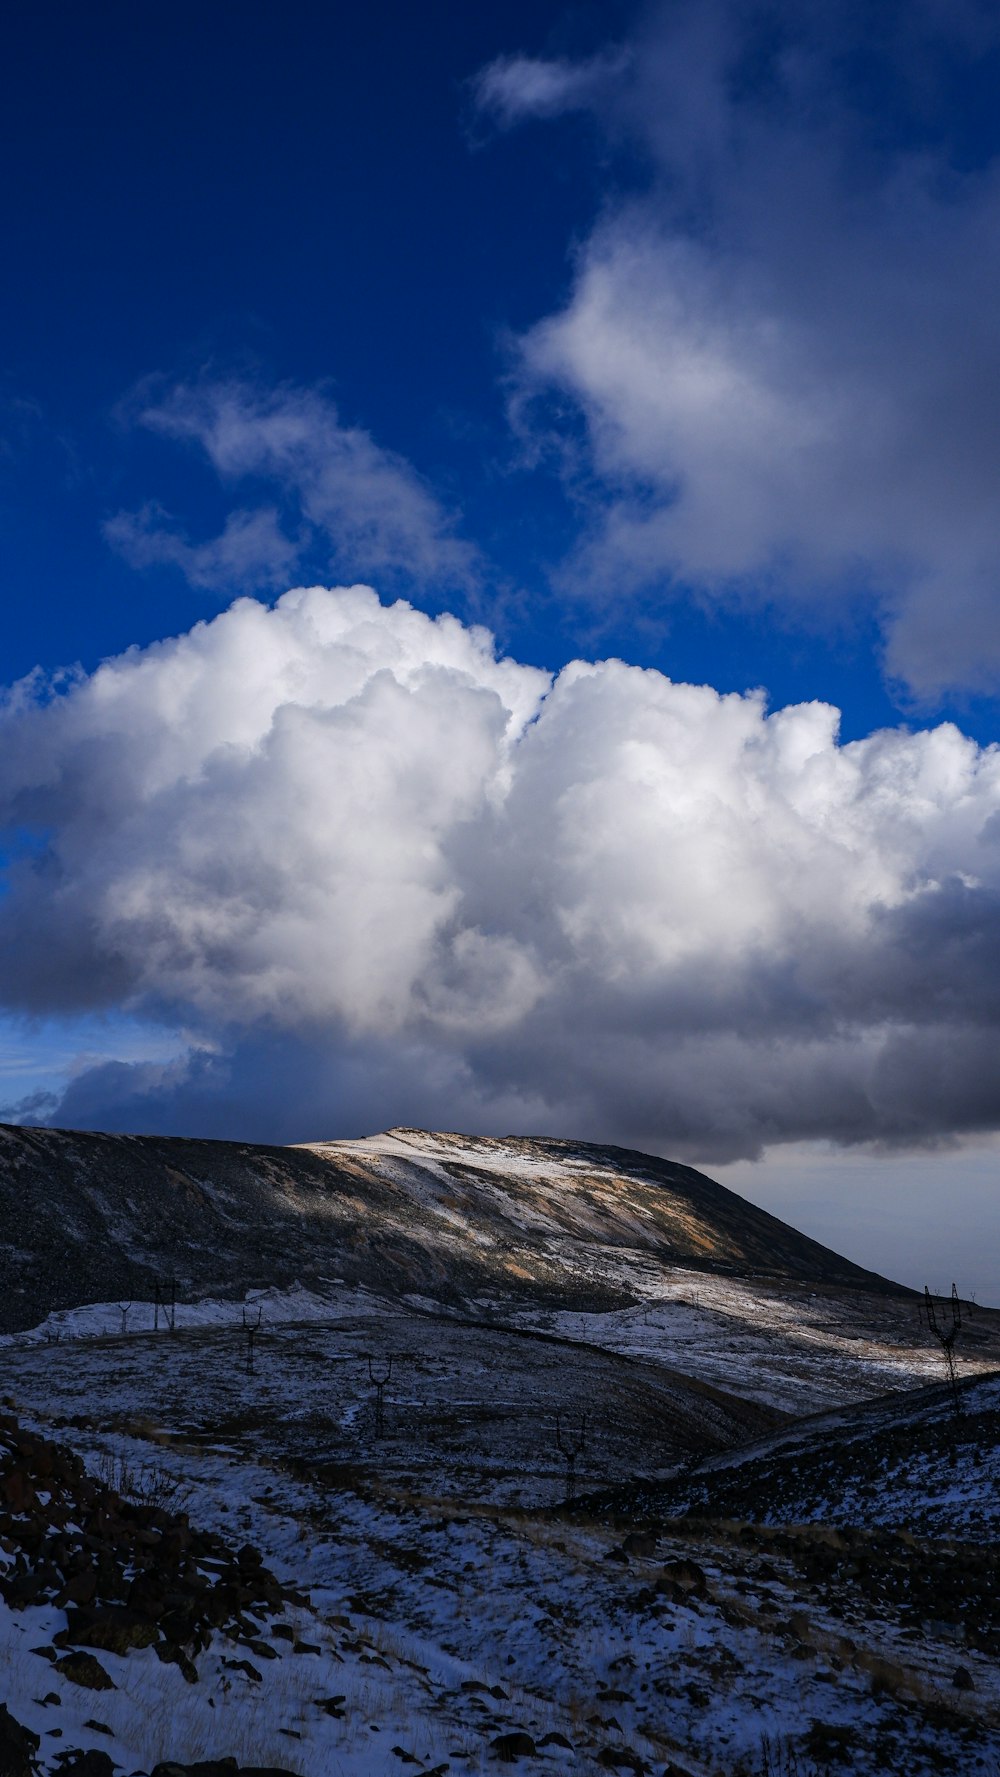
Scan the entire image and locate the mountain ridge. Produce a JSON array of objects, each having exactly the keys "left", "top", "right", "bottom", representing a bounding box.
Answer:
[{"left": 0, "top": 1119, "right": 906, "bottom": 1334}]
